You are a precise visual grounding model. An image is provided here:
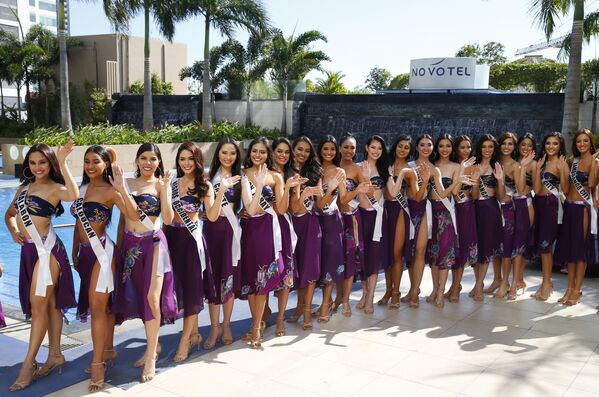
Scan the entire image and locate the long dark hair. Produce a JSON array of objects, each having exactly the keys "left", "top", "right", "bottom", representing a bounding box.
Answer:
[
  {"left": 292, "top": 136, "right": 322, "bottom": 186},
  {"left": 339, "top": 133, "right": 358, "bottom": 161},
  {"left": 451, "top": 135, "right": 472, "bottom": 162},
  {"left": 271, "top": 137, "right": 298, "bottom": 181},
  {"left": 475, "top": 134, "right": 499, "bottom": 168},
  {"left": 363, "top": 135, "right": 389, "bottom": 180},
  {"left": 390, "top": 135, "right": 413, "bottom": 164},
  {"left": 432, "top": 133, "right": 453, "bottom": 163},
  {"left": 572, "top": 128, "right": 596, "bottom": 158},
  {"left": 82, "top": 145, "right": 114, "bottom": 186},
  {"left": 317, "top": 135, "right": 341, "bottom": 167},
  {"left": 413, "top": 134, "right": 434, "bottom": 162},
  {"left": 134, "top": 143, "right": 165, "bottom": 178},
  {"left": 538, "top": 131, "right": 566, "bottom": 160},
  {"left": 498, "top": 131, "right": 518, "bottom": 160},
  {"left": 243, "top": 137, "right": 273, "bottom": 170},
  {"left": 517, "top": 133, "right": 536, "bottom": 161},
  {"left": 21, "top": 143, "right": 65, "bottom": 216},
  {"left": 175, "top": 141, "right": 209, "bottom": 199},
  {"left": 209, "top": 138, "right": 241, "bottom": 212}
]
